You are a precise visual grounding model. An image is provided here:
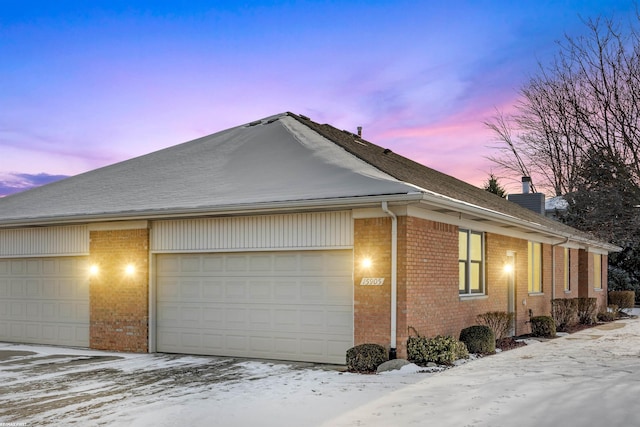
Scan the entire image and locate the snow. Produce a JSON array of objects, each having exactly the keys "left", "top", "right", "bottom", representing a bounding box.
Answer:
[
  {"left": 545, "top": 195, "right": 569, "bottom": 211},
  {"left": 2, "top": 315, "right": 640, "bottom": 426},
  {"left": 0, "top": 114, "right": 418, "bottom": 224}
]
